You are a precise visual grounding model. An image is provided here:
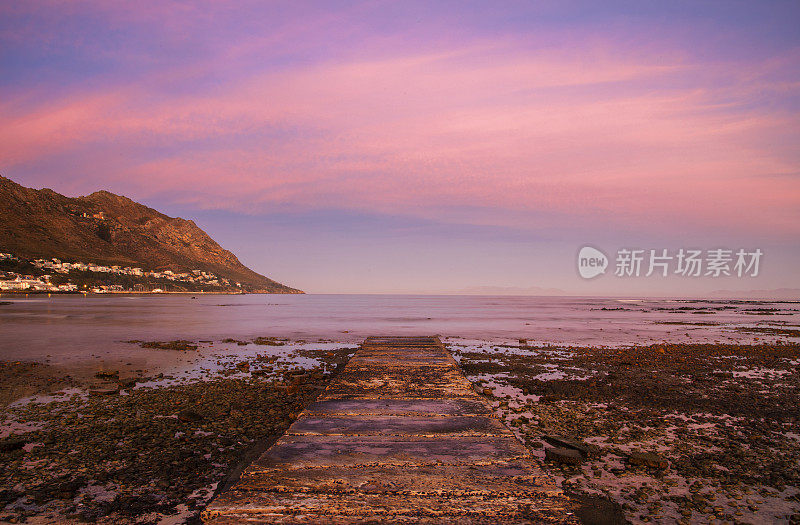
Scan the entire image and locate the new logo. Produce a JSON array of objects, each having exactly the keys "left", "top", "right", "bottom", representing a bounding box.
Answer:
[{"left": 577, "top": 246, "right": 608, "bottom": 279}]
